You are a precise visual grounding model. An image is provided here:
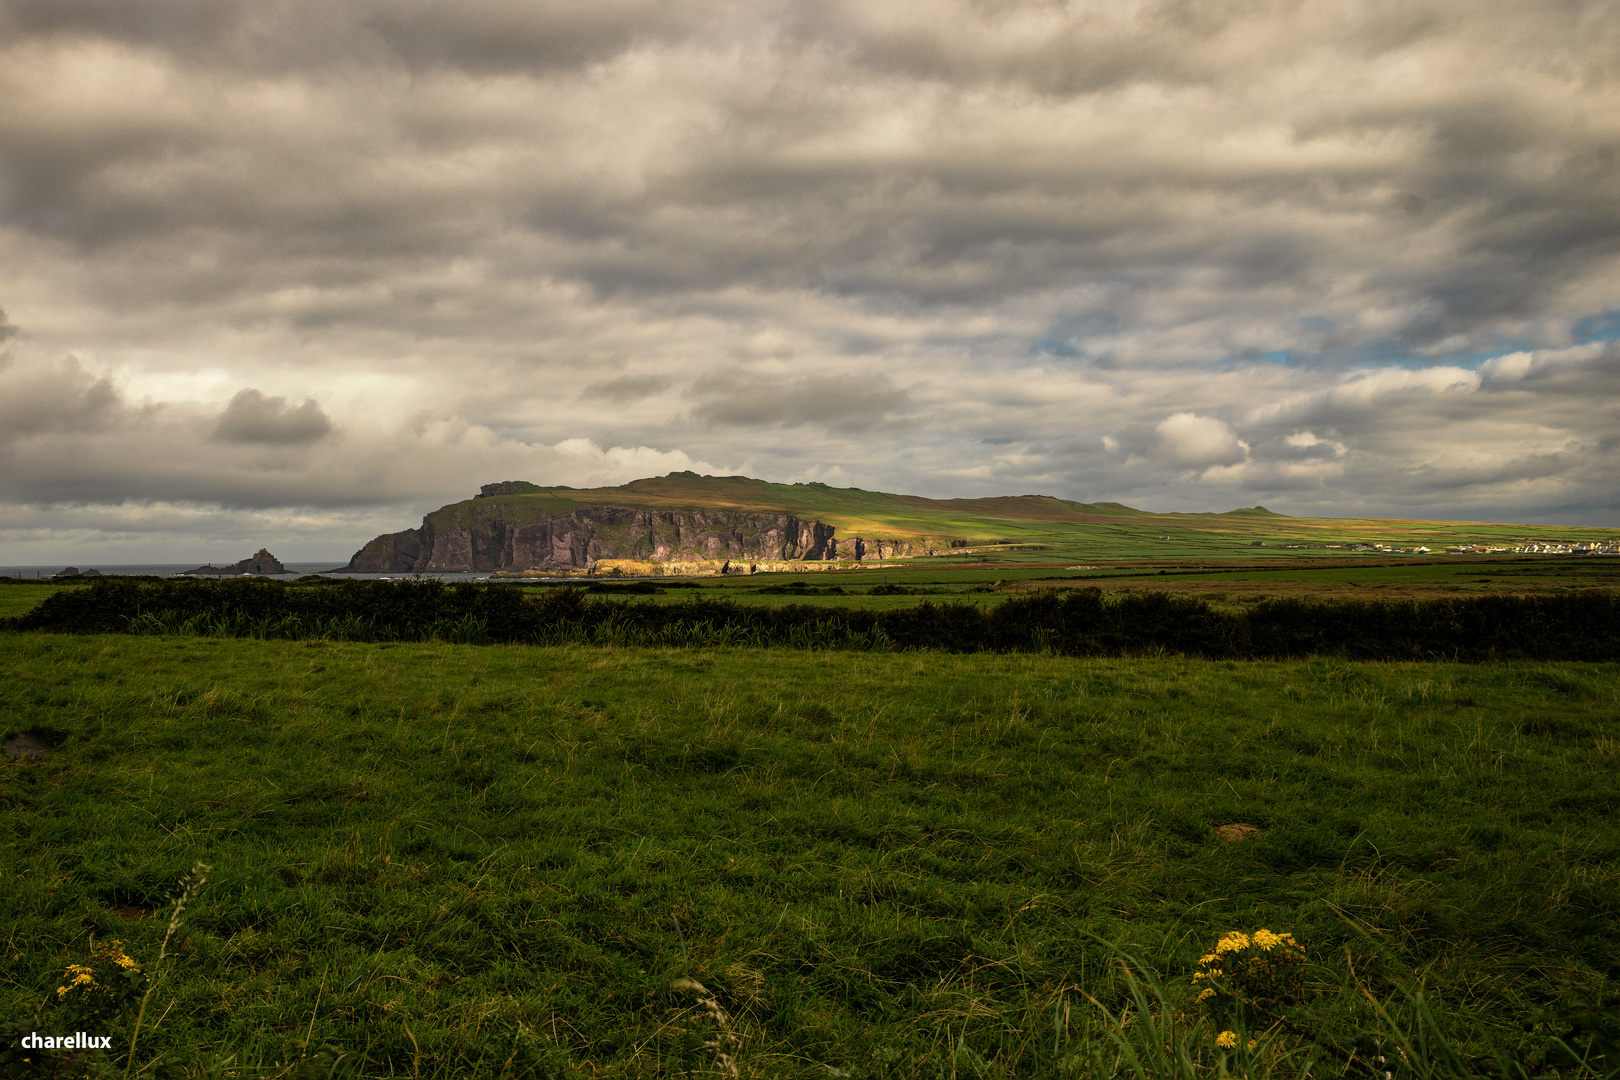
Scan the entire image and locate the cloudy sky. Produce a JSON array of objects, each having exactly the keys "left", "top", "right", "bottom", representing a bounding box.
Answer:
[{"left": 2, "top": 0, "right": 1618, "bottom": 562}]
